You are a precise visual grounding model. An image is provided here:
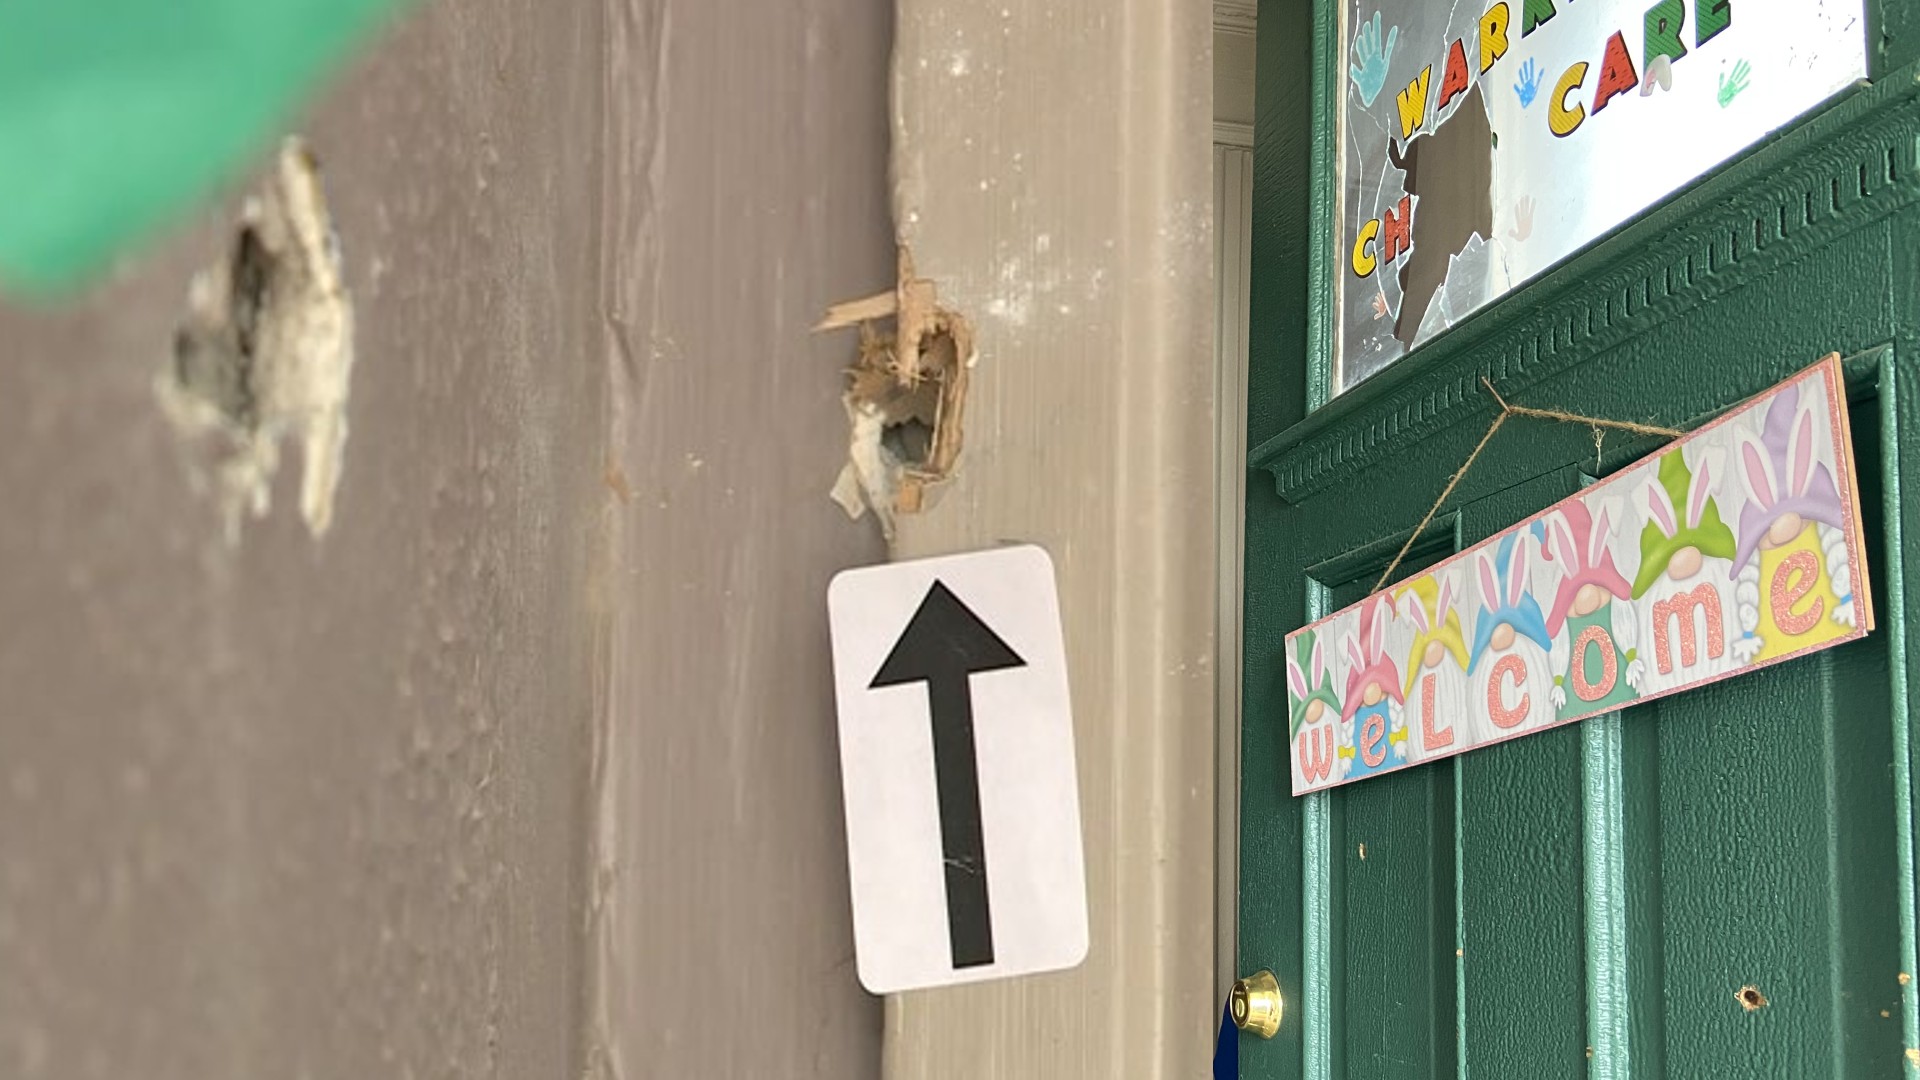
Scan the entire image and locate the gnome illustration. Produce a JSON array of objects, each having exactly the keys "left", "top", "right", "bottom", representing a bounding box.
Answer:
[
  {"left": 1395, "top": 570, "right": 1468, "bottom": 764},
  {"left": 1631, "top": 445, "right": 1741, "bottom": 695},
  {"left": 1337, "top": 593, "right": 1406, "bottom": 780},
  {"left": 1730, "top": 381, "right": 1857, "bottom": 663},
  {"left": 1542, "top": 499, "right": 1641, "bottom": 718},
  {"left": 1286, "top": 629, "right": 1346, "bottom": 787},
  {"left": 1467, "top": 531, "right": 1555, "bottom": 740}
]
